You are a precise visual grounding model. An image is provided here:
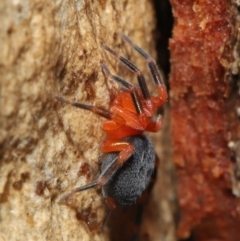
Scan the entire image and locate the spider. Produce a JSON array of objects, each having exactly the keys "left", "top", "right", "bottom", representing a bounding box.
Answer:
[{"left": 56, "top": 34, "right": 167, "bottom": 211}]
